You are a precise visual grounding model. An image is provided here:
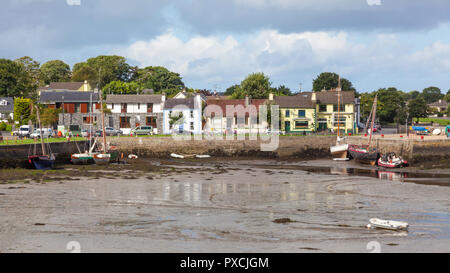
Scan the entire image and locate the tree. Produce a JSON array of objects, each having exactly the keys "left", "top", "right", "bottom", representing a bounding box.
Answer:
[
  {"left": 404, "top": 90, "right": 421, "bottom": 101},
  {"left": 232, "top": 72, "right": 271, "bottom": 99},
  {"left": 408, "top": 97, "right": 428, "bottom": 123},
  {"left": 359, "top": 92, "right": 376, "bottom": 123},
  {"left": 136, "top": 66, "right": 185, "bottom": 96},
  {"left": 40, "top": 107, "right": 61, "bottom": 127},
  {"left": 14, "top": 97, "right": 32, "bottom": 125},
  {"left": 224, "top": 84, "right": 239, "bottom": 96},
  {"left": 15, "top": 56, "right": 41, "bottom": 88},
  {"left": 443, "top": 93, "right": 450, "bottom": 103},
  {"left": 0, "top": 59, "right": 34, "bottom": 97},
  {"left": 422, "top": 86, "right": 443, "bottom": 104},
  {"left": 312, "top": 72, "right": 355, "bottom": 92},
  {"left": 103, "top": 81, "right": 143, "bottom": 96},
  {"left": 272, "top": 85, "right": 292, "bottom": 96},
  {"left": 40, "top": 60, "right": 71, "bottom": 84},
  {"left": 376, "top": 87, "right": 406, "bottom": 124},
  {"left": 71, "top": 63, "right": 97, "bottom": 85}
]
